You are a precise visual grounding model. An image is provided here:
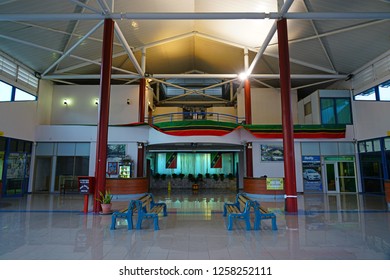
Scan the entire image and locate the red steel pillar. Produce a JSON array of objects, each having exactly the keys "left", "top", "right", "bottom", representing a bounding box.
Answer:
[
  {"left": 245, "top": 142, "right": 253, "bottom": 177},
  {"left": 277, "top": 18, "right": 298, "bottom": 213},
  {"left": 137, "top": 142, "right": 145, "bottom": 177},
  {"left": 93, "top": 19, "right": 114, "bottom": 213},
  {"left": 139, "top": 78, "right": 146, "bottom": 123},
  {"left": 244, "top": 79, "right": 253, "bottom": 178},
  {"left": 244, "top": 79, "right": 252, "bottom": 125}
]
